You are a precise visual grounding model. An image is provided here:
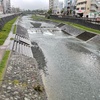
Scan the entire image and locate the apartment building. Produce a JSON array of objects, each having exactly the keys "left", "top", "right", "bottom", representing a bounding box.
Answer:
[
  {"left": 64, "top": 0, "right": 77, "bottom": 15},
  {"left": 6, "top": 0, "right": 11, "bottom": 13},
  {"left": 4, "top": 0, "right": 11, "bottom": 13},
  {"left": 59, "top": 2, "right": 63, "bottom": 13},
  {"left": 64, "top": 0, "right": 72, "bottom": 10},
  {"left": 49, "top": 0, "right": 59, "bottom": 14},
  {"left": 0, "top": 0, "right": 3, "bottom": 14},
  {"left": 64, "top": 0, "right": 68, "bottom": 9},
  {"left": 0, "top": 0, "right": 11, "bottom": 14},
  {"left": 76, "top": 0, "right": 100, "bottom": 17},
  {"left": 49, "top": 0, "right": 53, "bottom": 9}
]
